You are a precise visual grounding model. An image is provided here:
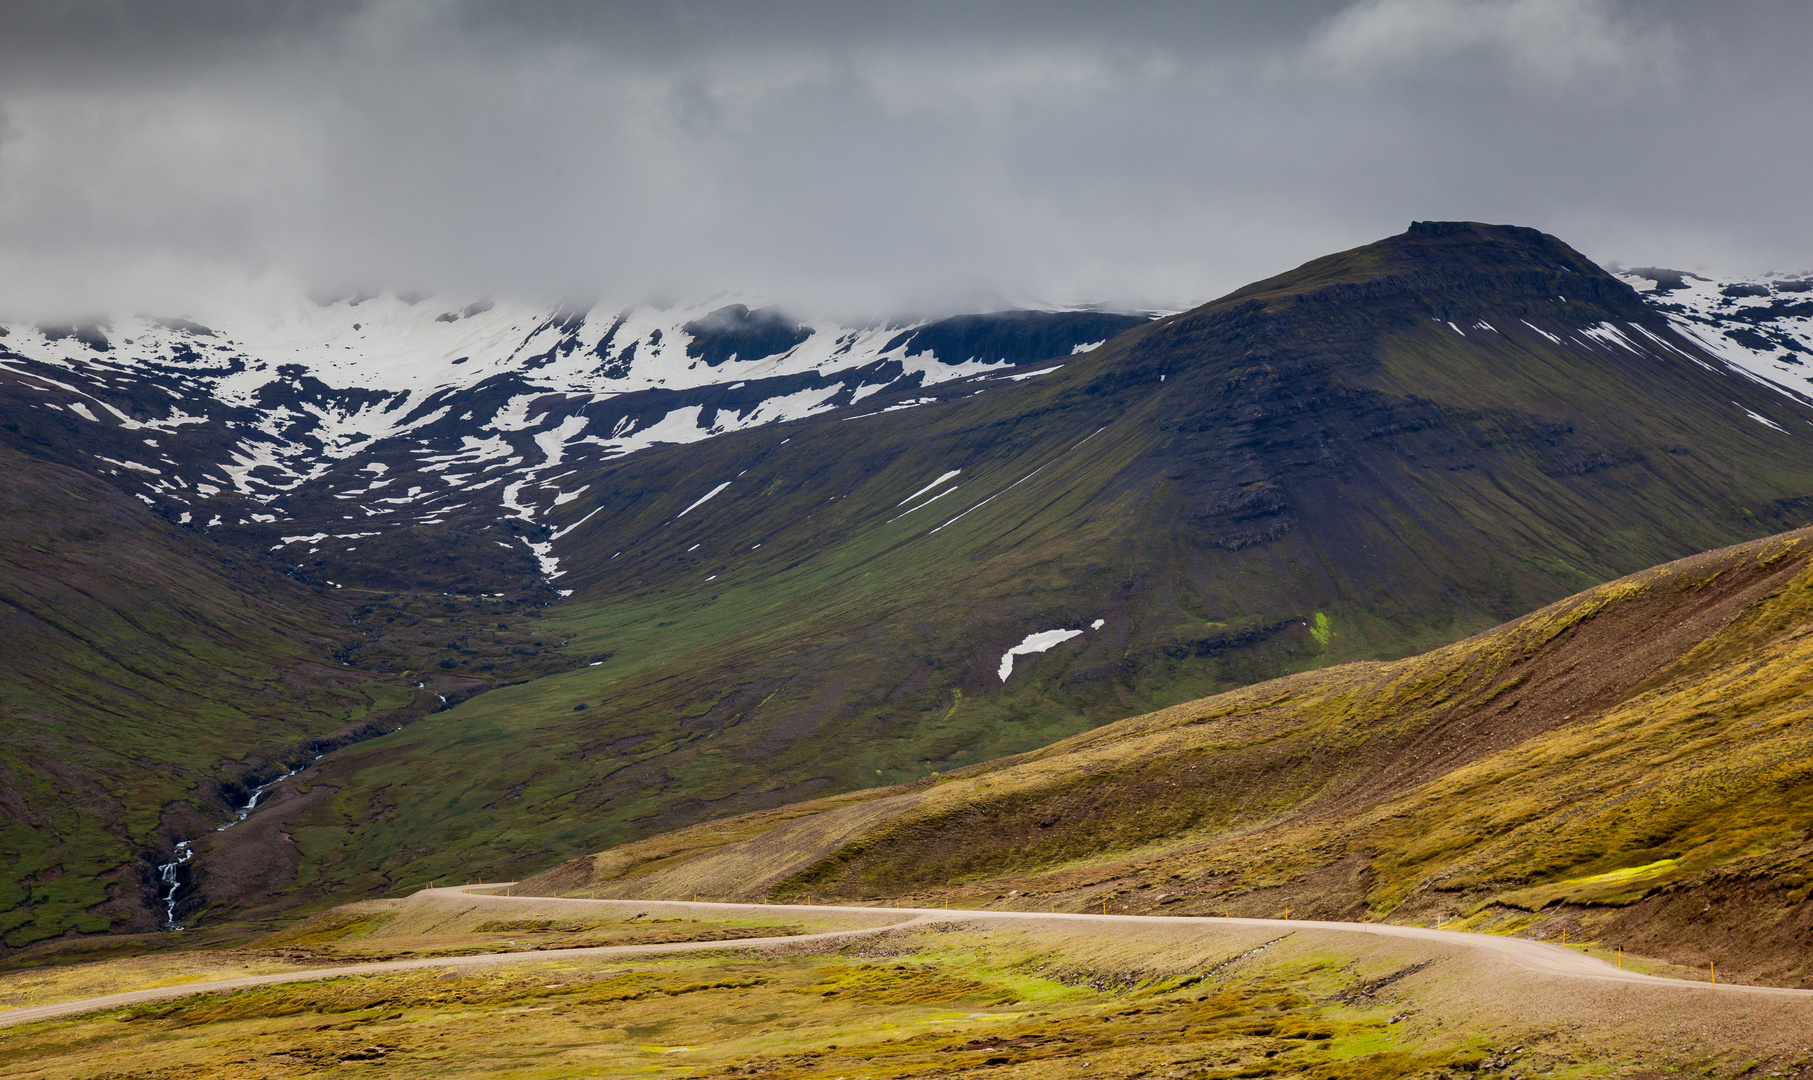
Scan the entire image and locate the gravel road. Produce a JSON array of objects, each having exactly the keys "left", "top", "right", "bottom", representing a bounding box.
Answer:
[{"left": 4, "top": 885, "right": 1802, "bottom": 1029}]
